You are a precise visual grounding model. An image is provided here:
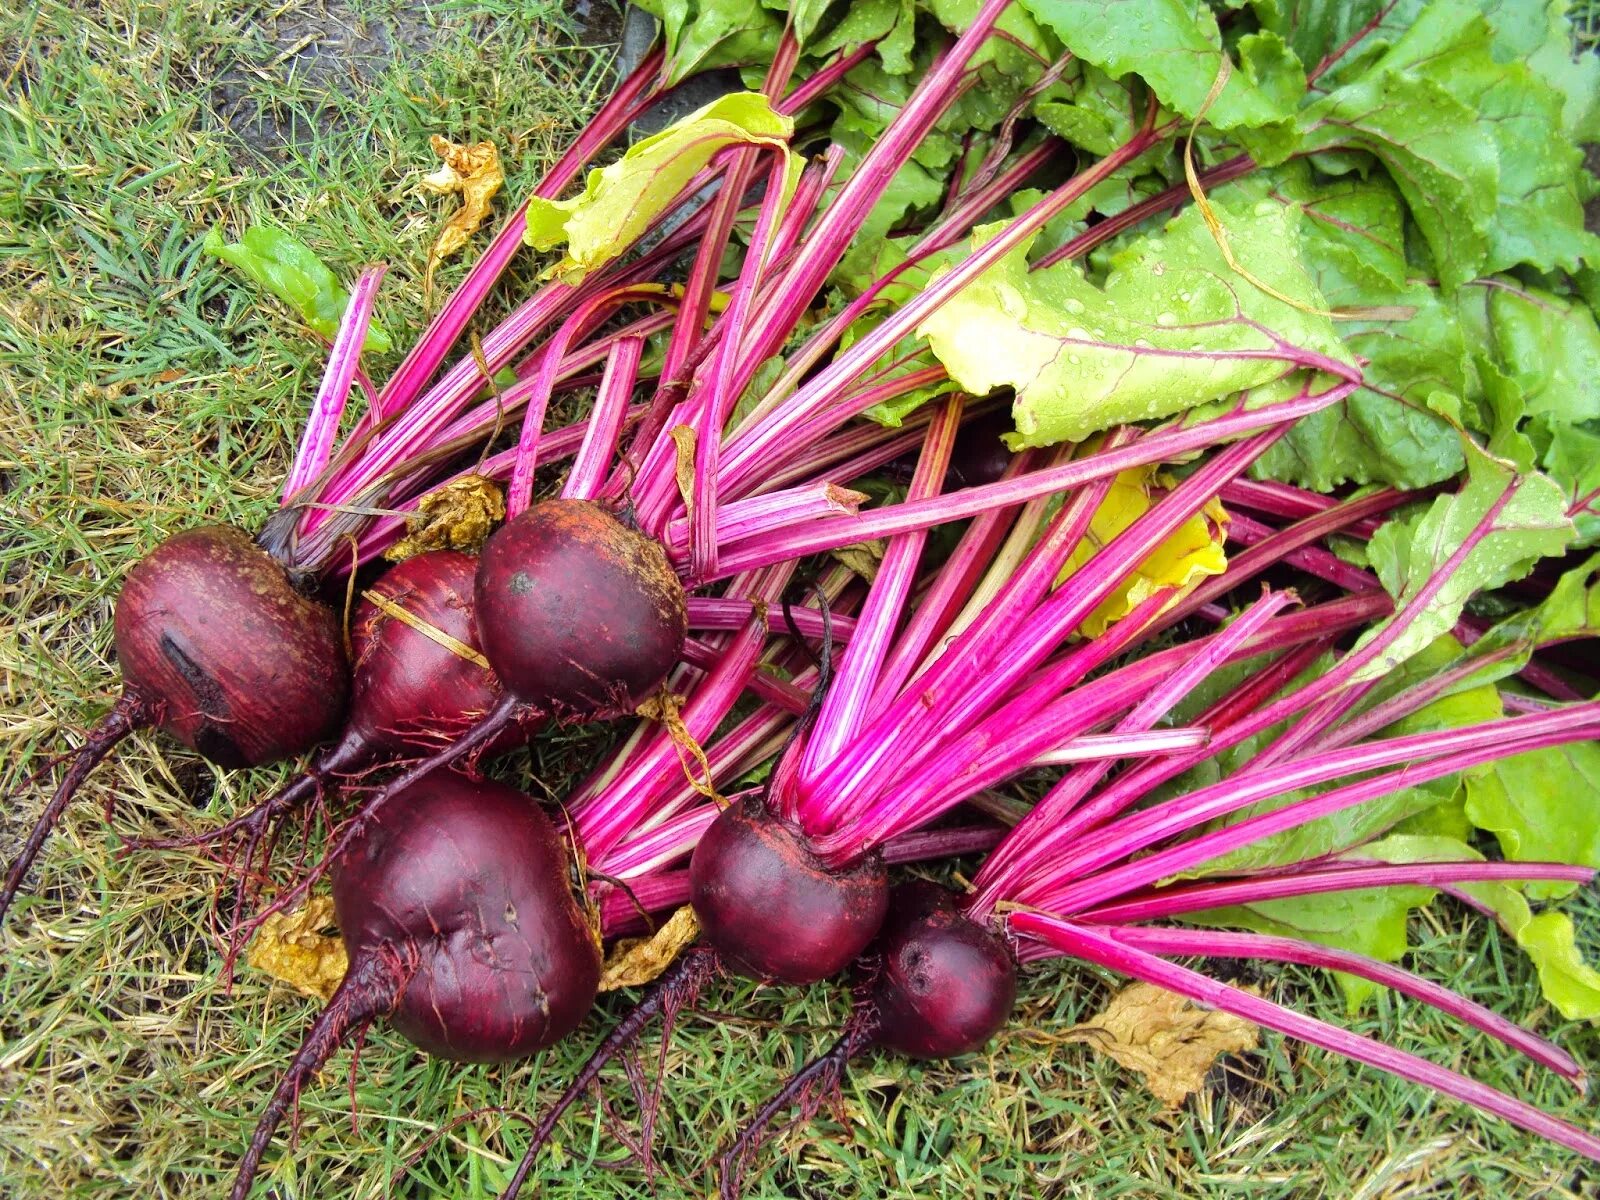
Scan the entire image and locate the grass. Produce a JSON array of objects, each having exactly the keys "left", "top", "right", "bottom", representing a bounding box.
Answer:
[{"left": 1, "top": 2, "right": 1598, "bottom": 1197}]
